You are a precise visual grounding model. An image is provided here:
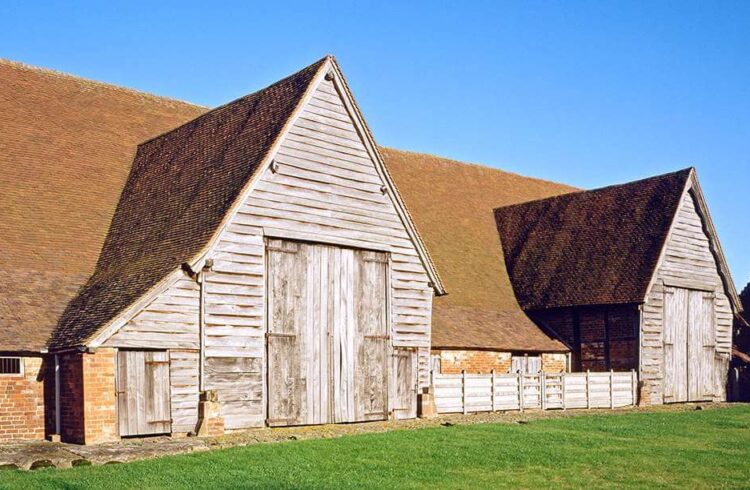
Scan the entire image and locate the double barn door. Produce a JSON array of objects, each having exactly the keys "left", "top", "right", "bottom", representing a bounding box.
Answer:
[
  {"left": 664, "top": 286, "right": 716, "bottom": 402},
  {"left": 266, "top": 239, "right": 390, "bottom": 426}
]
